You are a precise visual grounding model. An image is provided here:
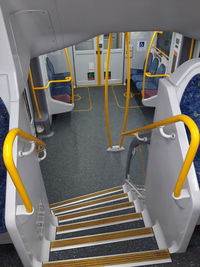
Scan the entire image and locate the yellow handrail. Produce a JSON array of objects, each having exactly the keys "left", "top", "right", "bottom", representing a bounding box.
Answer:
[
  {"left": 64, "top": 48, "right": 75, "bottom": 104},
  {"left": 104, "top": 33, "right": 113, "bottom": 148},
  {"left": 154, "top": 47, "right": 169, "bottom": 59},
  {"left": 29, "top": 70, "right": 42, "bottom": 119},
  {"left": 142, "top": 31, "right": 163, "bottom": 99},
  {"left": 29, "top": 69, "right": 72, "bottom": 119},
  {"left": 119, "top": 32, "right": 131, "bottom": 147},
  {"left": 122, "top": 114, "right": 200, "bottom": 198},
  {"left": 189, "top": 39, "right": 195, "bottom": 60},
  {"left": 30, "top": 70, "right": 71, "bottom": 90},
  {"left": 145, "top": 72, "right": 170, "bottom": 78},
  {"left": 96, "top": 36, "right": 102, "bottom": 85},
  {"left": 3, "top": 128, "right": 46, "bottom": 213}
]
